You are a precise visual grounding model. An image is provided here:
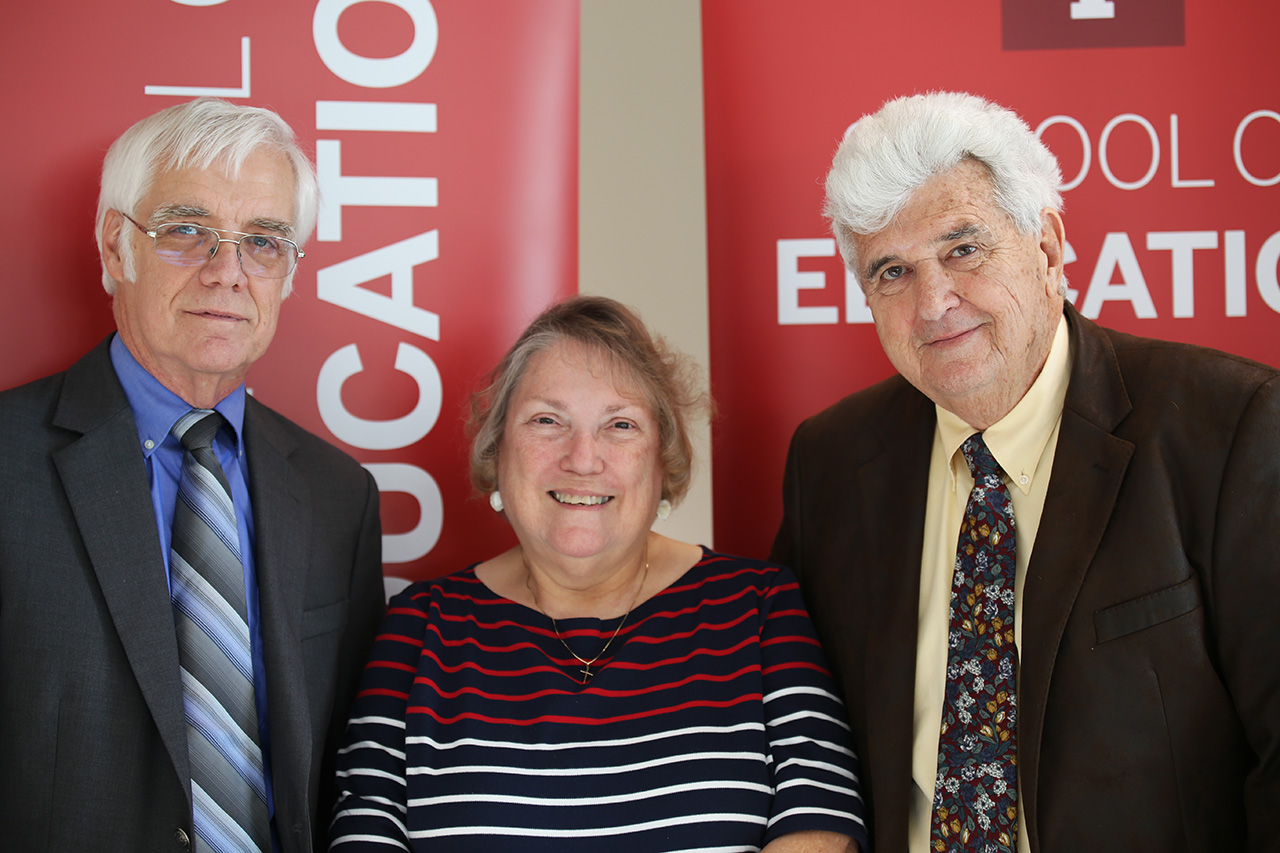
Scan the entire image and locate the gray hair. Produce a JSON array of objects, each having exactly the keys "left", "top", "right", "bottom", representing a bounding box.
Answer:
[
  {"left": 96, "top": 97, "right": 318, "bottom": 296},
  {"left": 824, "top": 91, "right": 1063, "bottom": 280},
  {"left": 468, "top": 294, "right": 710, "bottom": 507}
]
